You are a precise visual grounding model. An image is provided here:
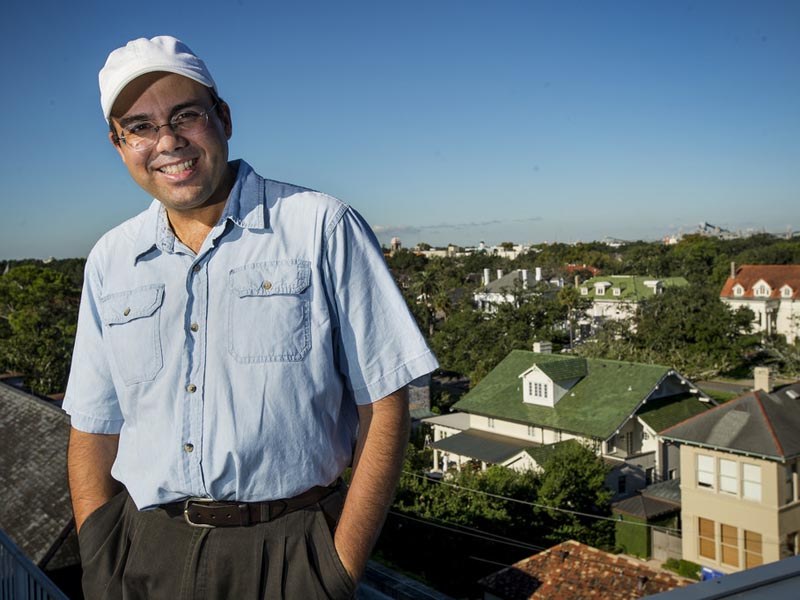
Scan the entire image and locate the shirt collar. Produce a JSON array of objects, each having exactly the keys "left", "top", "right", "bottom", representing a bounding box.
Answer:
[{"left": 132, "top": 159, "right": 267, "bottom": 263}]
